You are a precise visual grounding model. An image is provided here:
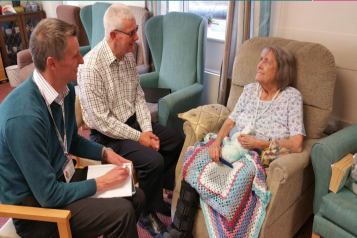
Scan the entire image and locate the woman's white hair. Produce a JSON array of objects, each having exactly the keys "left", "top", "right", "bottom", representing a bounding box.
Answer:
[{"left": 104, "top": 3, "right": 134, "bottom": 41}]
